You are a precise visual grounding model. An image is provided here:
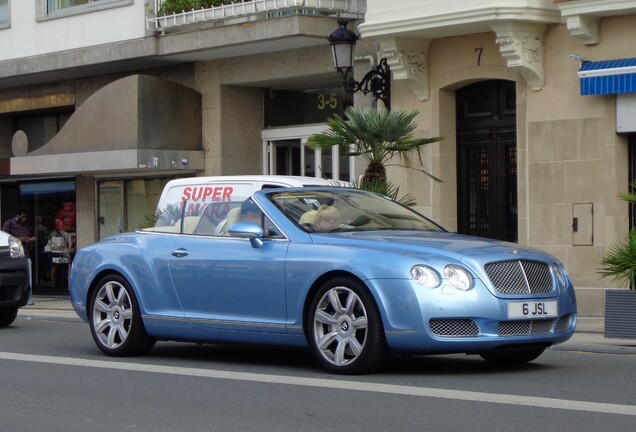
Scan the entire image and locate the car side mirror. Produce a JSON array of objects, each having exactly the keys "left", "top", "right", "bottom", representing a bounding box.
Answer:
[{"left": 228, "top": 222, "right": 265, "bottom": 248}]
